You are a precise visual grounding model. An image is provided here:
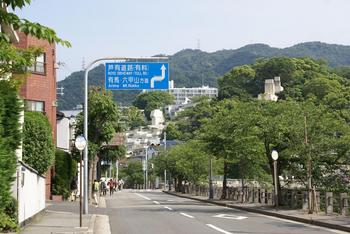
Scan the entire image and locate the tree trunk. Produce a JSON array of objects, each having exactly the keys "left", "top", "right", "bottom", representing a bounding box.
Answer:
[{"left": 221, "top": 160, "right": 228, "bottom": 200}]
